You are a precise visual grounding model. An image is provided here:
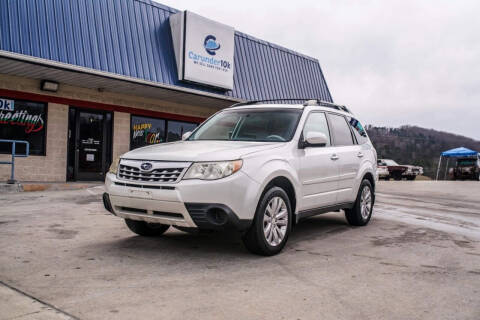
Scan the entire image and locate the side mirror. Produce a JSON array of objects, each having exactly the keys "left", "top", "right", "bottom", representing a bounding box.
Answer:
[
  {"left": 182, "top": 131, "right": 192, "bottom": 141},
  {"left": 302, "top": 131, "right": 328, "bottom": 148}
]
